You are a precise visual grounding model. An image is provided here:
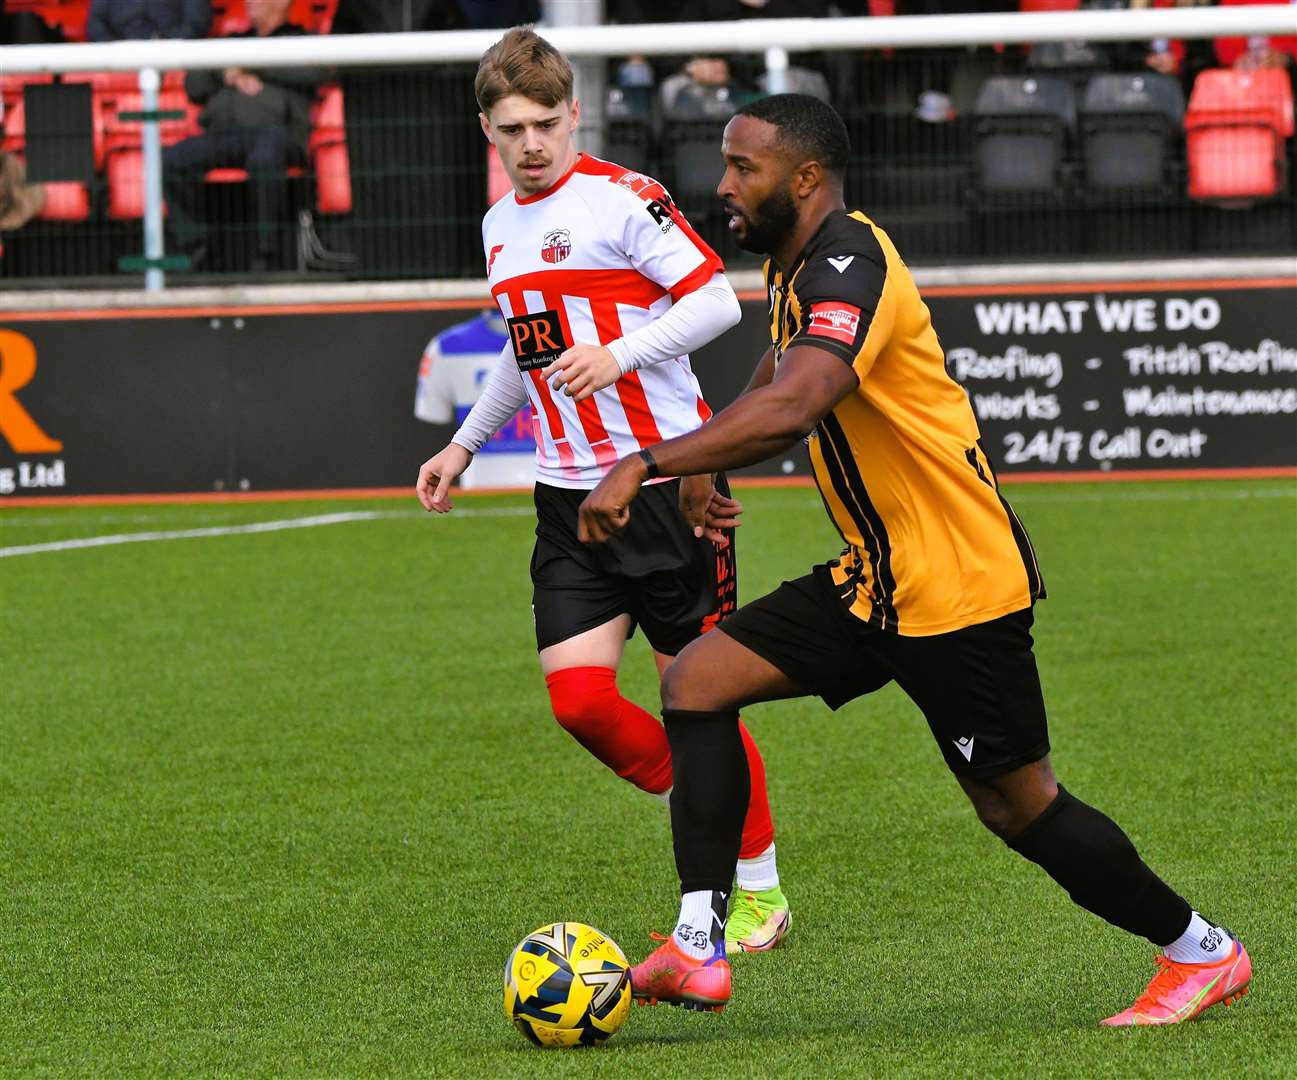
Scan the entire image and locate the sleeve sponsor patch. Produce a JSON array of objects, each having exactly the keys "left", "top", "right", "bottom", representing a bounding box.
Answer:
[{"left": 806, "top": 302, "right": 861, "bottom": 346}]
